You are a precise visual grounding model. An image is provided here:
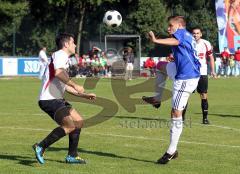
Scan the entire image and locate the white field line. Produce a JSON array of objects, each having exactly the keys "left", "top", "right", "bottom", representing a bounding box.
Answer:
[
  {"left": 0, "top": 126, "right": 239, "bottom": 149},
  {"left": 0, "top": 112, "right": 45, "bottom": 116},
  {"left": 1, "top": 112, "right": 240, "bottom": 132},
  {"left": 192, "top": 123, "right": 240, "bottom": 132}
]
